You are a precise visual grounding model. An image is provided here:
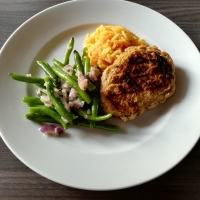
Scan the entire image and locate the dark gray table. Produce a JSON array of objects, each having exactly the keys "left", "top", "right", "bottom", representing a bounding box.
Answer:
[{"left": 1, "top": 0, "right": 200, "bottom": 199}]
